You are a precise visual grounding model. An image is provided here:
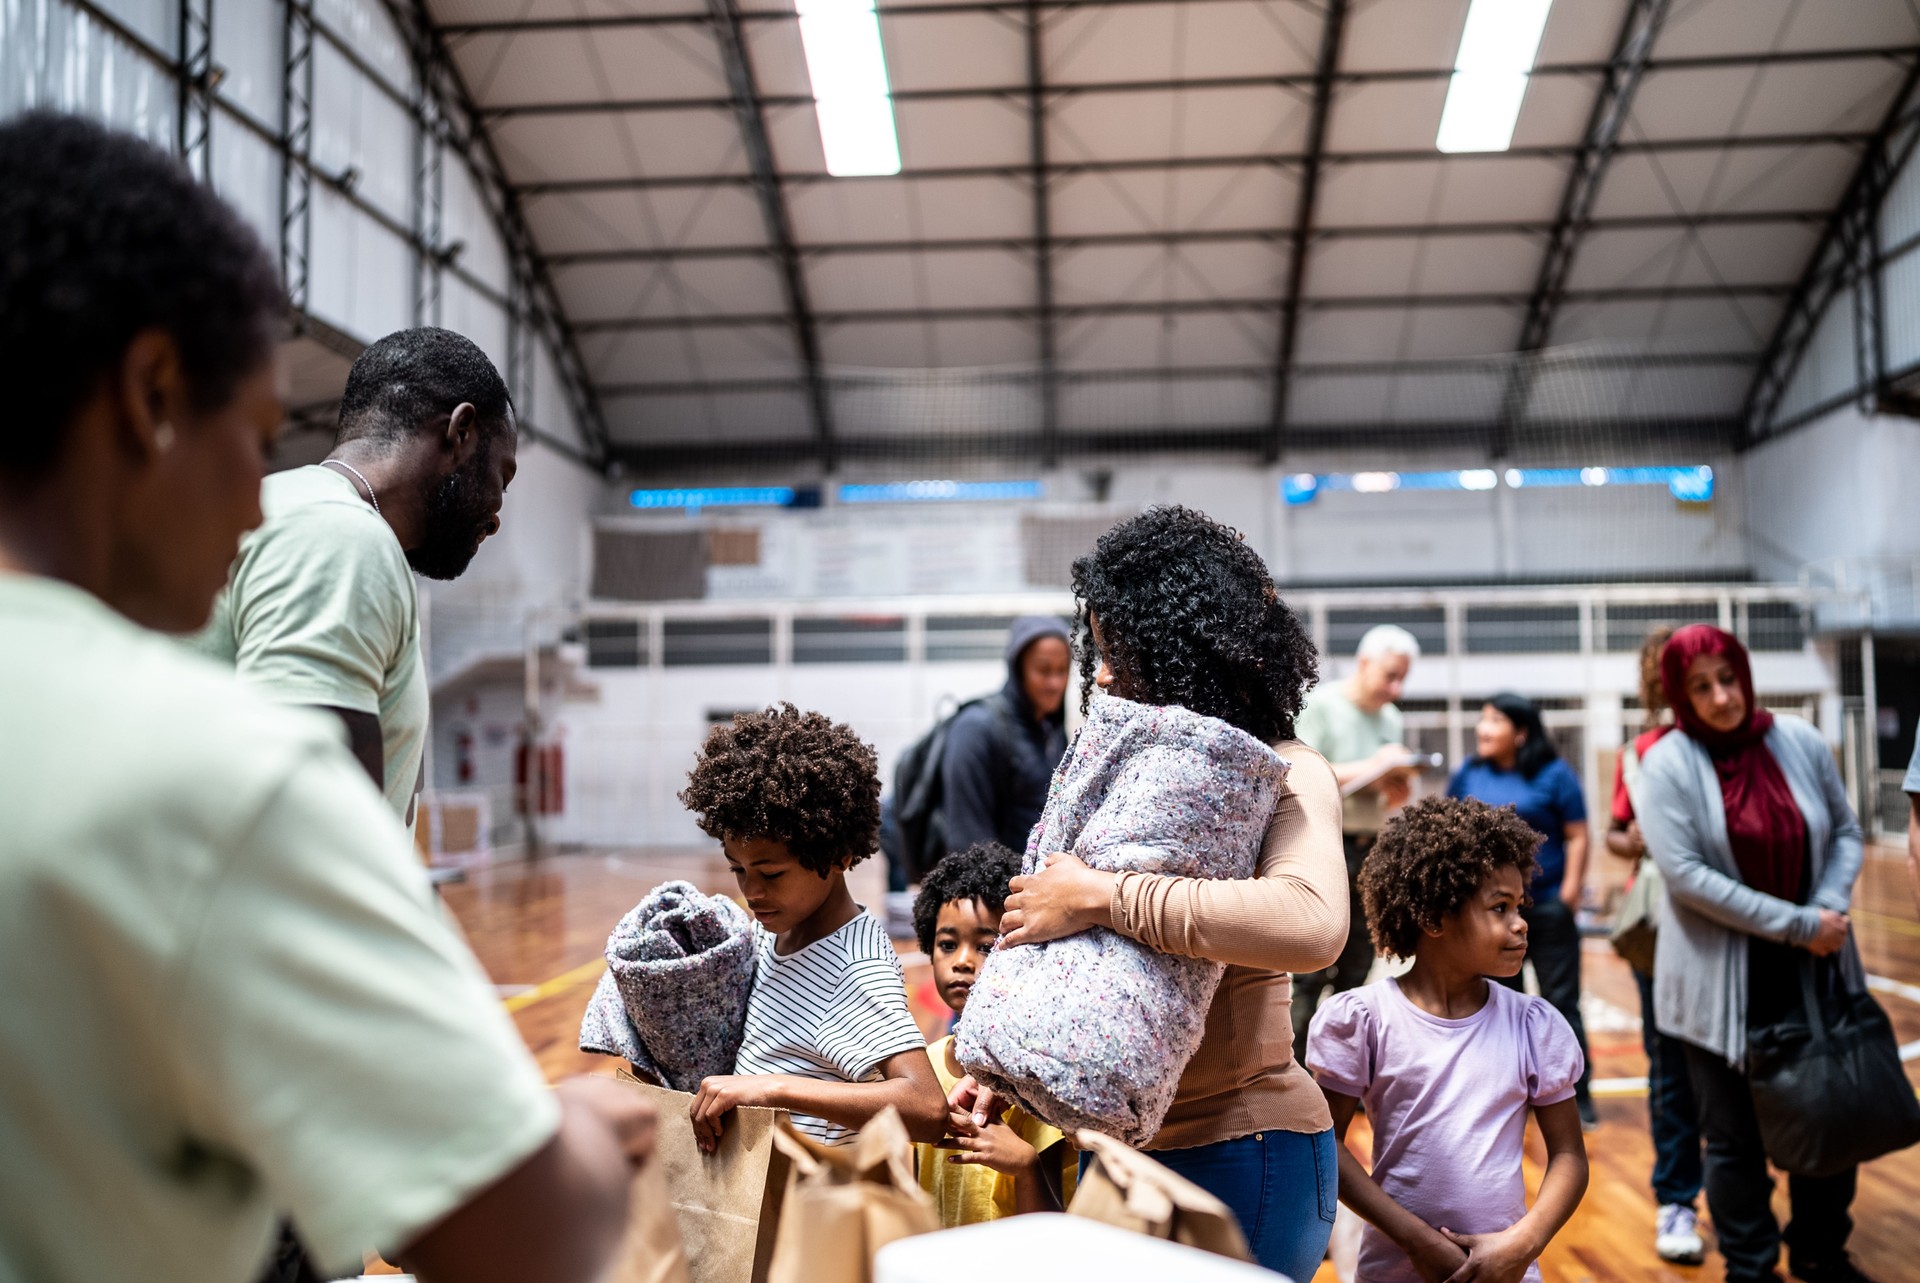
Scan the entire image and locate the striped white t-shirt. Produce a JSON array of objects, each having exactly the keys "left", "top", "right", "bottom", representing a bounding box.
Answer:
[{"left": 732, "top": 910, "right": 926, "bottom": 1146}]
